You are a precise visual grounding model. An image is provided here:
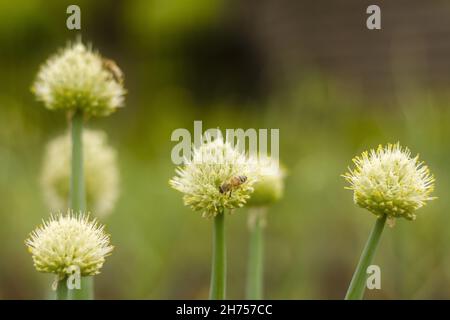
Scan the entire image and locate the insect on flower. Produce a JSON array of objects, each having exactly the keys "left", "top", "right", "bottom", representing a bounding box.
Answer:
[
  {"left": 219, "top": 175, "right": 248, "bottom": 195},
  {"left": 102, "top": 58, "right": 124, "bottom": 84}
]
